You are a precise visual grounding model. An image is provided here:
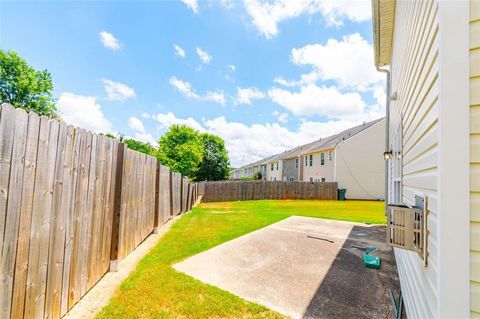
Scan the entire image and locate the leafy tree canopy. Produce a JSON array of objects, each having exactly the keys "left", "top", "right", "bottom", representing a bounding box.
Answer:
[
  {"left": 157, "top": 125, "right": 204, "bottom": 177},
  {"left": 123, "top": 138, "right": 157, "bottom": 157},
  {"left": 194, "top": 133, "right": 230, "bottom": 181},
  {"left": 0, "top": 50, "right": 57, "bottom": 117}
]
